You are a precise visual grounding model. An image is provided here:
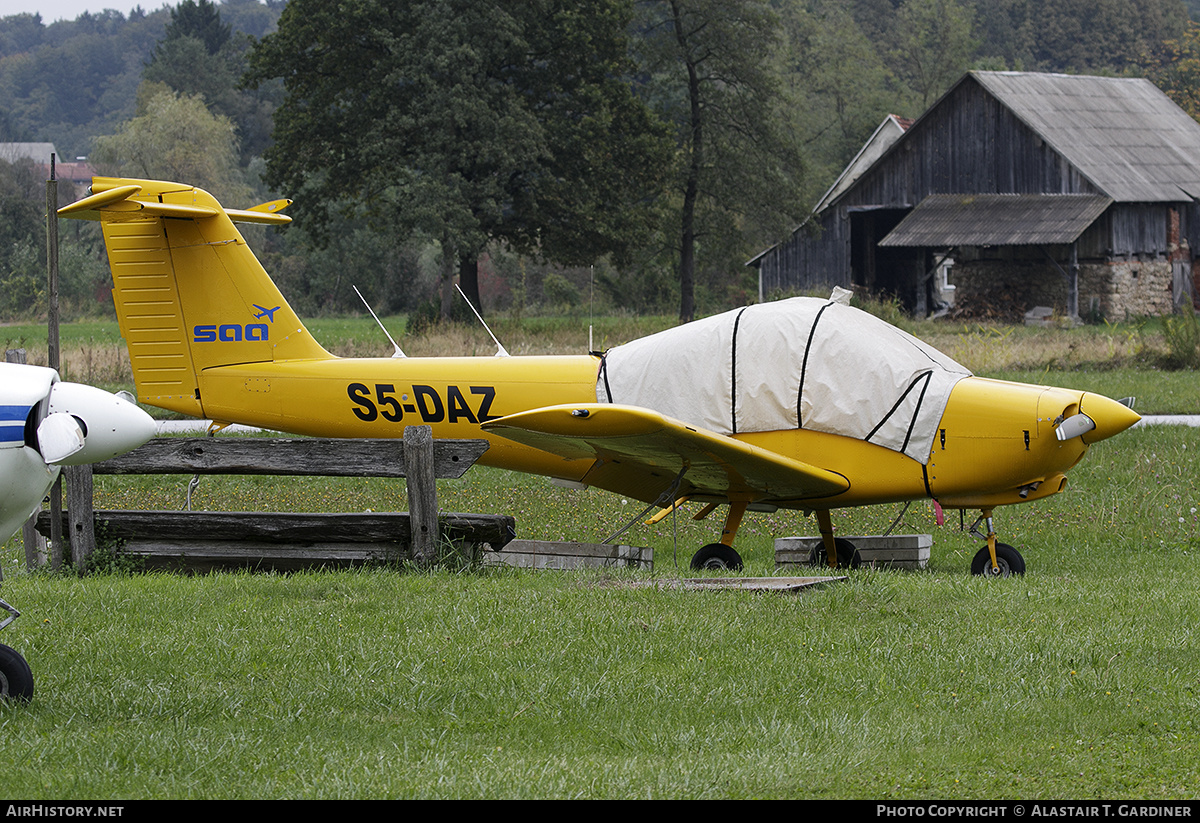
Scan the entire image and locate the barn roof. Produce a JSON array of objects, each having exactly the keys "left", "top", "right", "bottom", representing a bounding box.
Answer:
[
  {"left": 971, "top": 71, "right": 1200, "bottom": 203},
  {"left": 878, "top": 193, "right": 1113, "bottom": 247},
  {"left": 812, "top": 114, "right": 913, "bottom": 214},
  {"left": 748, "top": 70, "right": 1200, "bottom": 273}
]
